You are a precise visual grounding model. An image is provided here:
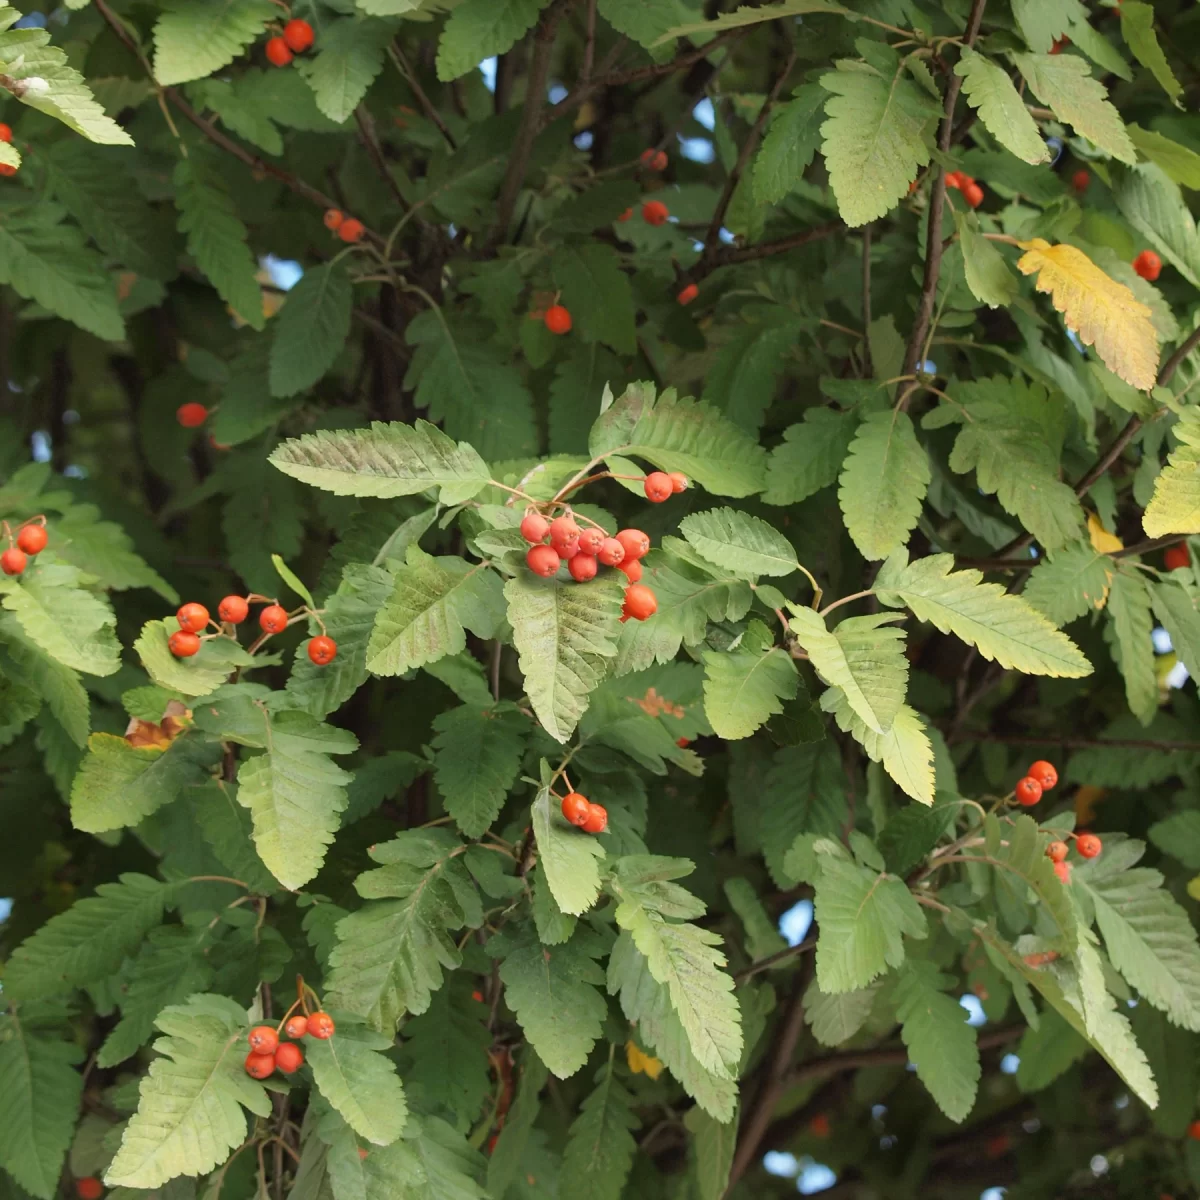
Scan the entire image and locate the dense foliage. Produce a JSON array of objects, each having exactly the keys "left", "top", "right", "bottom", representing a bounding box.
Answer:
[{"left": 8, "top": 0, "right": 1200, "bottom": 1197}]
